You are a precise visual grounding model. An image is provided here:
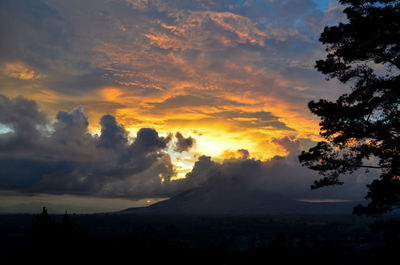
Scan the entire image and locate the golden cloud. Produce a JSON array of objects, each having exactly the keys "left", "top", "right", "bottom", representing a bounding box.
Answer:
[{"left": 3, "top": 62, "right": 43, "bottom": 80}]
